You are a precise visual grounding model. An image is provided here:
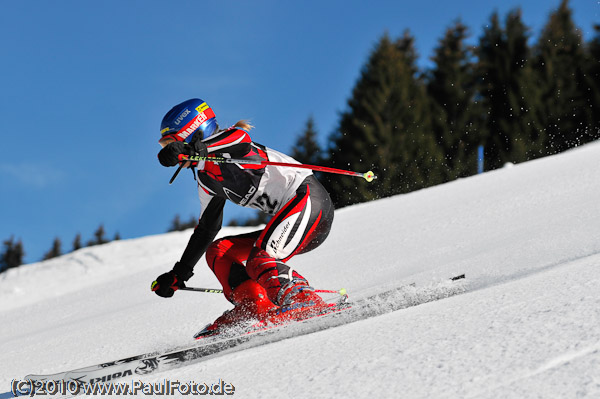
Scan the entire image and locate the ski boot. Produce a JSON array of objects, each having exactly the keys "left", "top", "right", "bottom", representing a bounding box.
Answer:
[
  {"left": 278, "top": 278, "right": 326, "bottom": 307},
  {"left": 268, "top": 278, "right": 332, "bottom": 323},
  {"left": 195, "top": 280, "right": 277, "bottom": 338}
]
